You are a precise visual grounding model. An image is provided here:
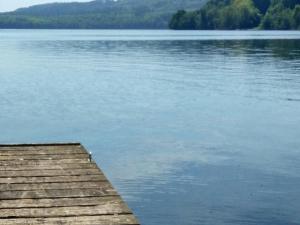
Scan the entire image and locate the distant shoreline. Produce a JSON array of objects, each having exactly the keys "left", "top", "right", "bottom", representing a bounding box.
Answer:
[{"left": 1, "top": 28, "right": 300, "bottom": 31}]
